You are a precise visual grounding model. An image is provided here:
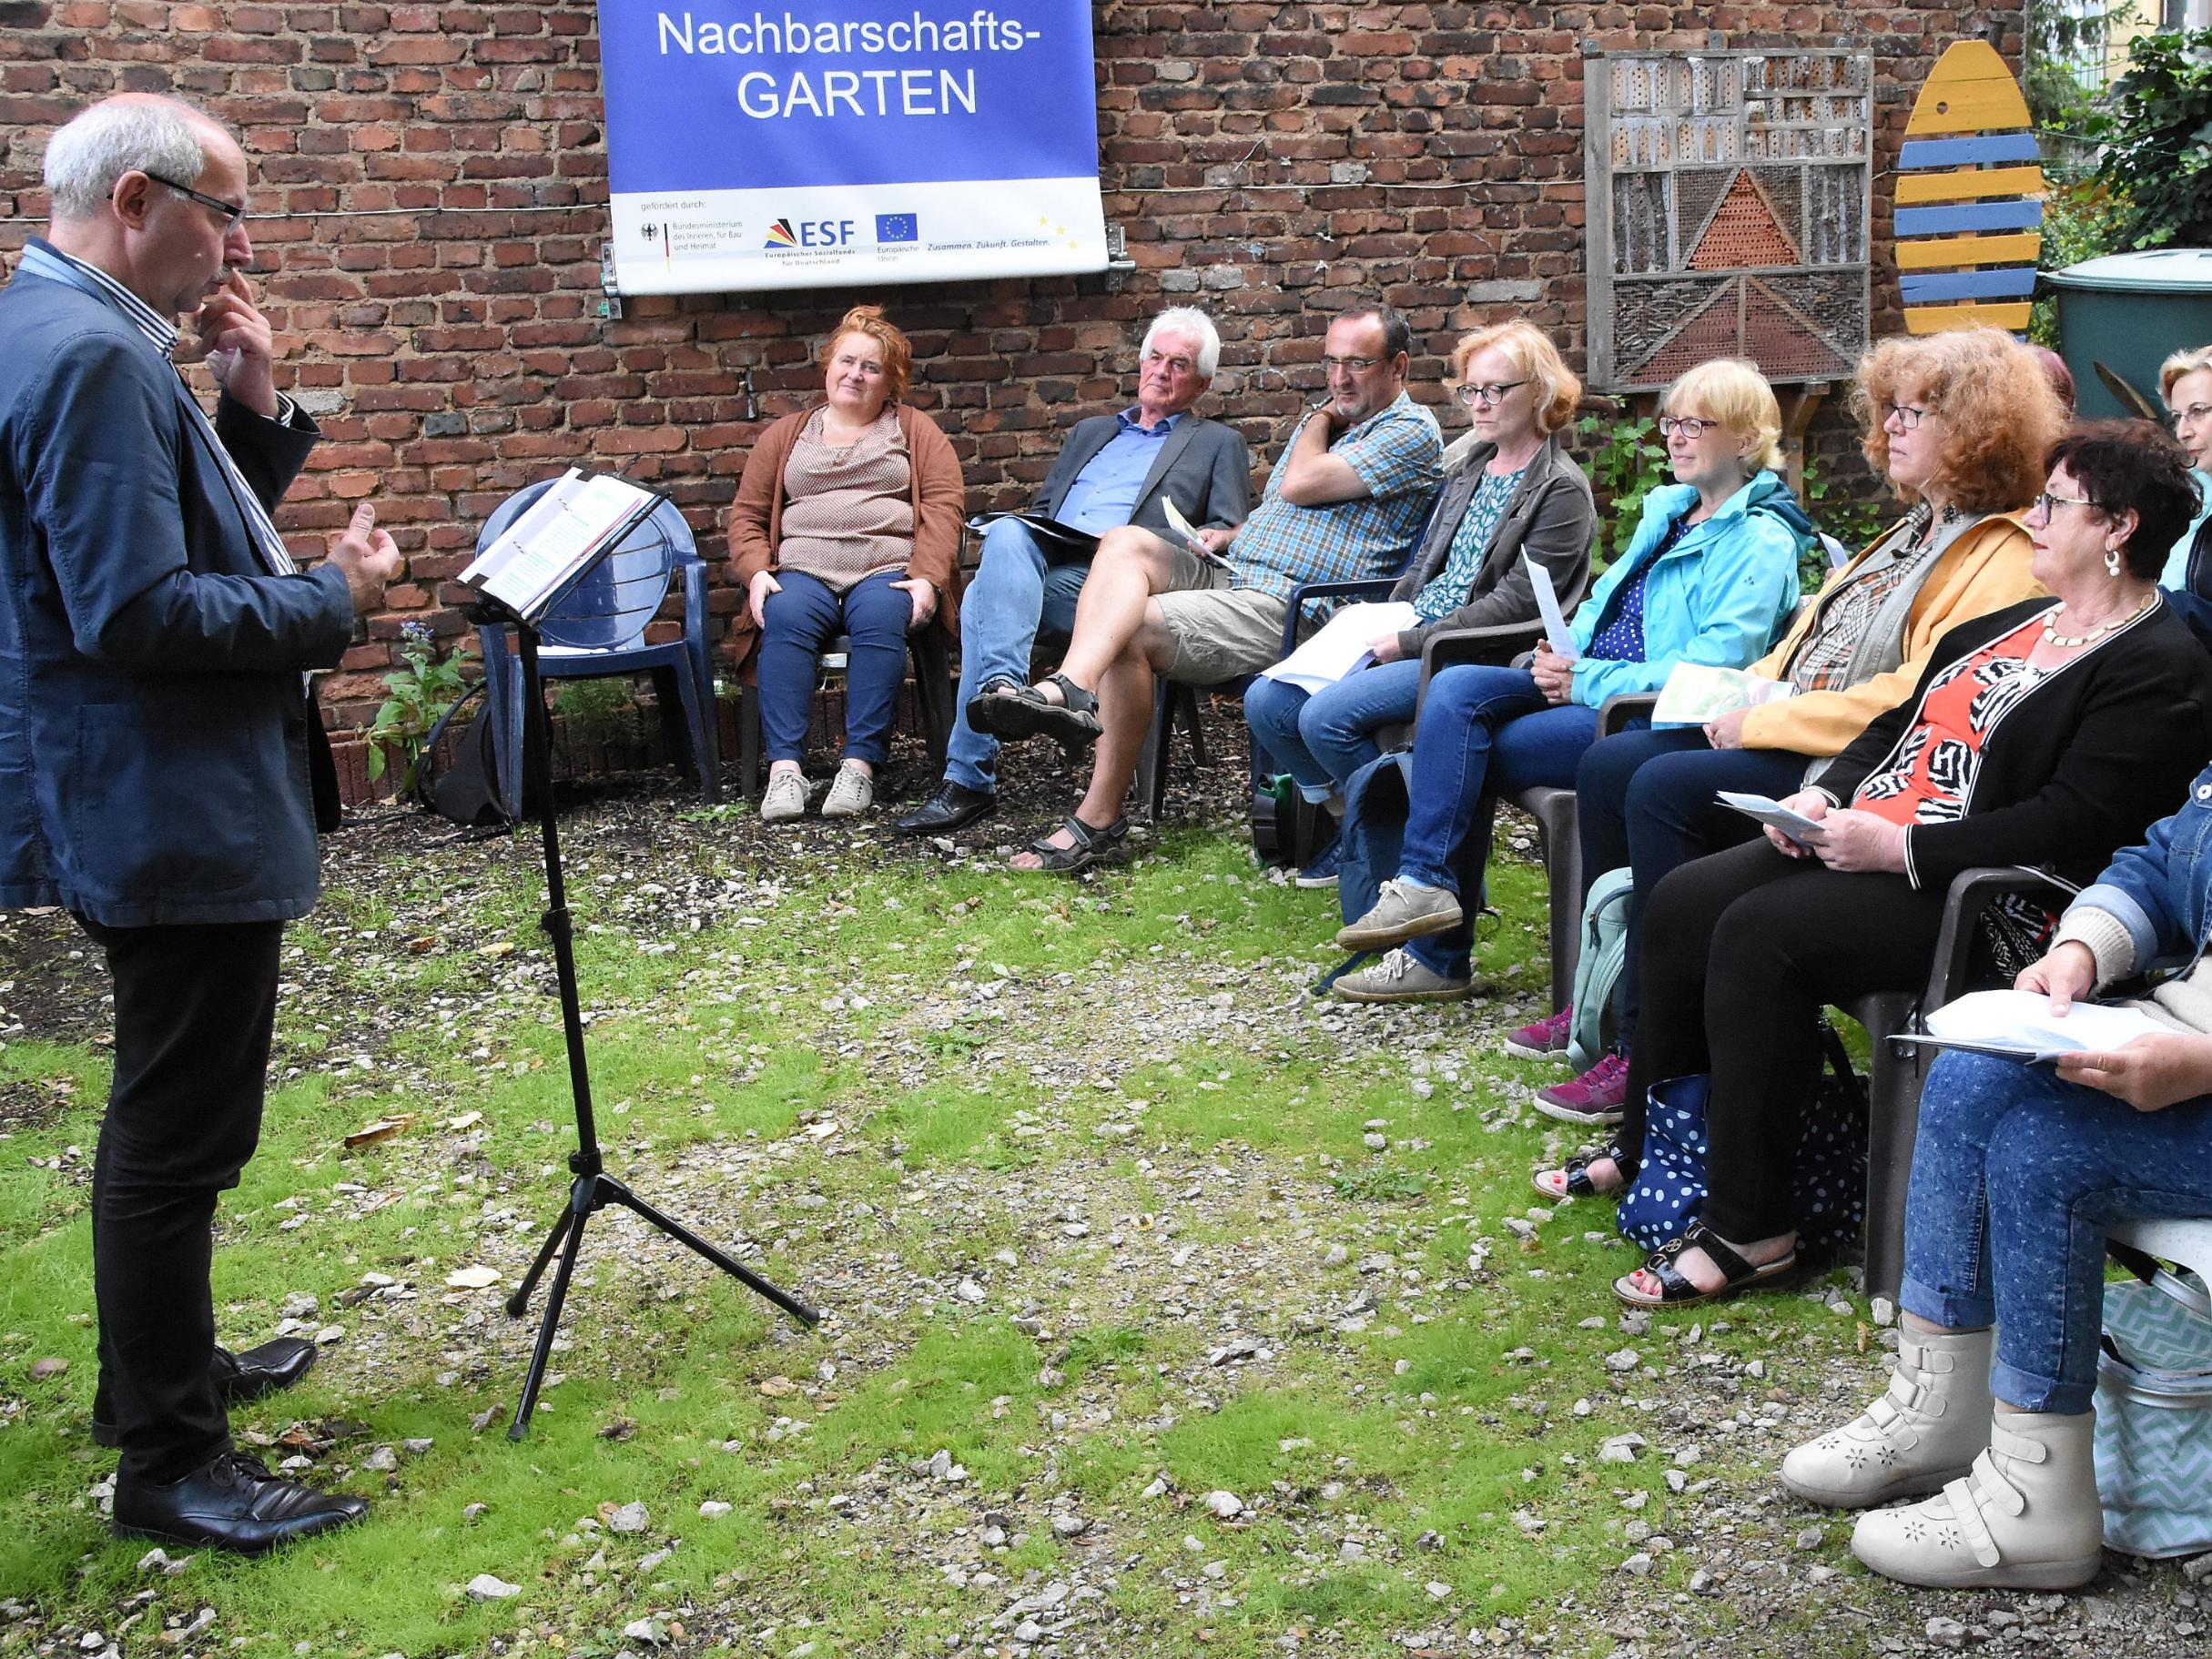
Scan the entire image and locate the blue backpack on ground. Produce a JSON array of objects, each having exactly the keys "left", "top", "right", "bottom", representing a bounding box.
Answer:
[{"left": 1315, "top": 749, "right": 1417, "bottom": 993}]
